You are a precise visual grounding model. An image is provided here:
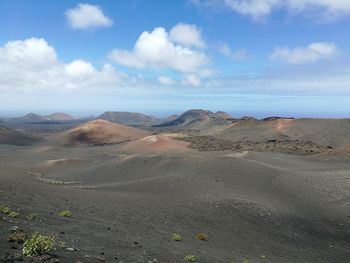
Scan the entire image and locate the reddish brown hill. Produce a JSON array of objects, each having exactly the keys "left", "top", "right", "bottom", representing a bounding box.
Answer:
[{"left": 53, "top": 119, "right": 150, "bottom": 146}]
